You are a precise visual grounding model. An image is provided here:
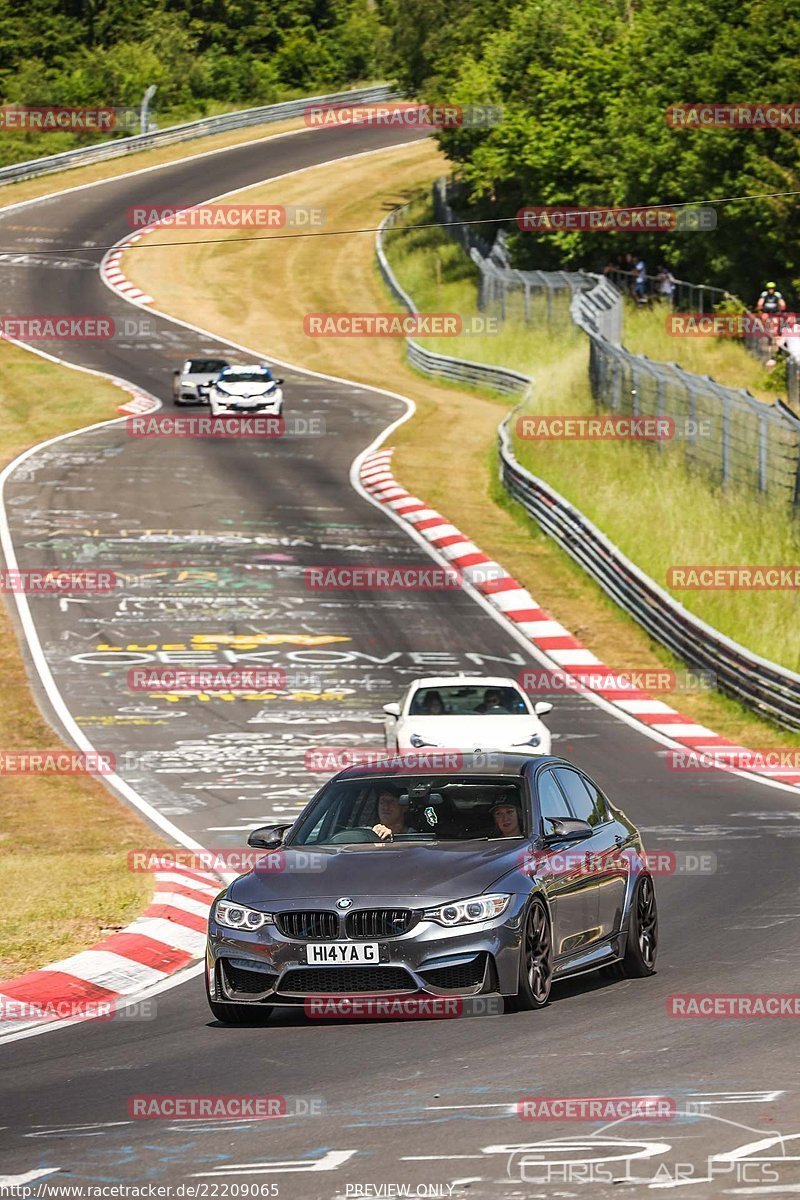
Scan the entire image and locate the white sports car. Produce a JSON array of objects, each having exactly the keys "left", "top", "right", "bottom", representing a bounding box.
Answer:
[
  {"left": 208, "top": 364, "right": 284, "bottom": 417},
  {"left": 383, "top": 675, "right": 553, "bottom": 756}
]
